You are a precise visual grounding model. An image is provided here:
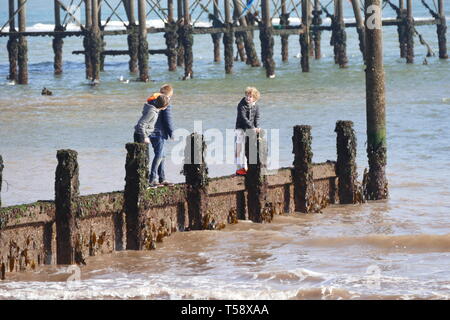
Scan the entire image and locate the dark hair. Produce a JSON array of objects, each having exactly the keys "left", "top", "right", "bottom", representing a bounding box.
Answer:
[{"left": 154, "top": 94, "right": 170, "bottom": 109}]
